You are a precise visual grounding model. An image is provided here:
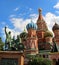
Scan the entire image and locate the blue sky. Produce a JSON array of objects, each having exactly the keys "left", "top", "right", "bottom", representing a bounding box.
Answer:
[{"left": 0, "top": 0, "right": 59, "bottom": 42}]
